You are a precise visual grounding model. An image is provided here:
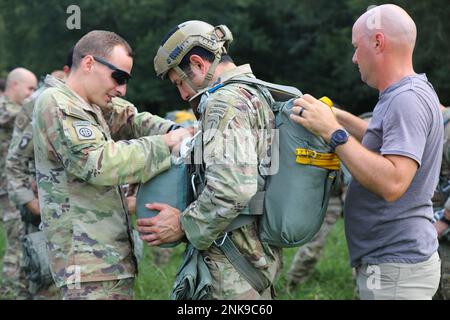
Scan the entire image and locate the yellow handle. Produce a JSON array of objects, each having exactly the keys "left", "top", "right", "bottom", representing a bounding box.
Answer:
[{"left": 319, "top": 96, "right": 333, "bottom": 107}]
